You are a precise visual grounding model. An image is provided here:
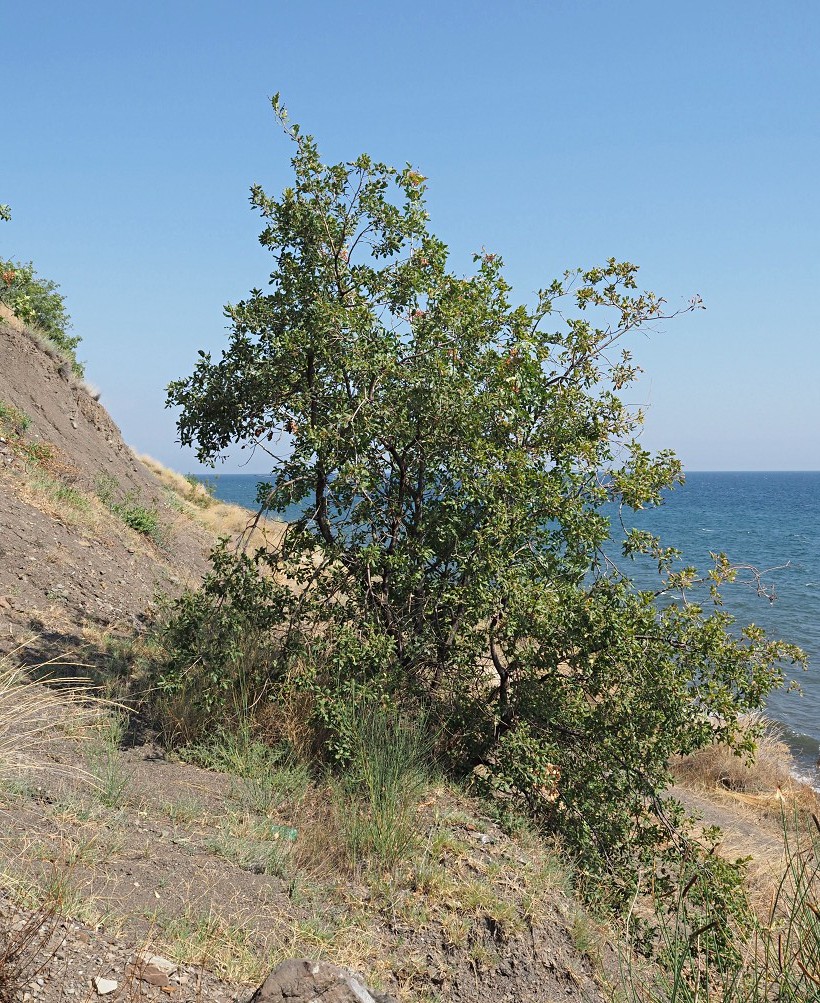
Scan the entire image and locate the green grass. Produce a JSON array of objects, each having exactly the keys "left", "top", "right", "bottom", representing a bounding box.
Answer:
[
  {"left": 85, "top": 712, "right": 133, "bottom": 808},
  {"left": 183, "top": 726, "right": 311, "bottom": 815},
  {"left": 335, "top": 698, "right": 434, "bottom": 869}
]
